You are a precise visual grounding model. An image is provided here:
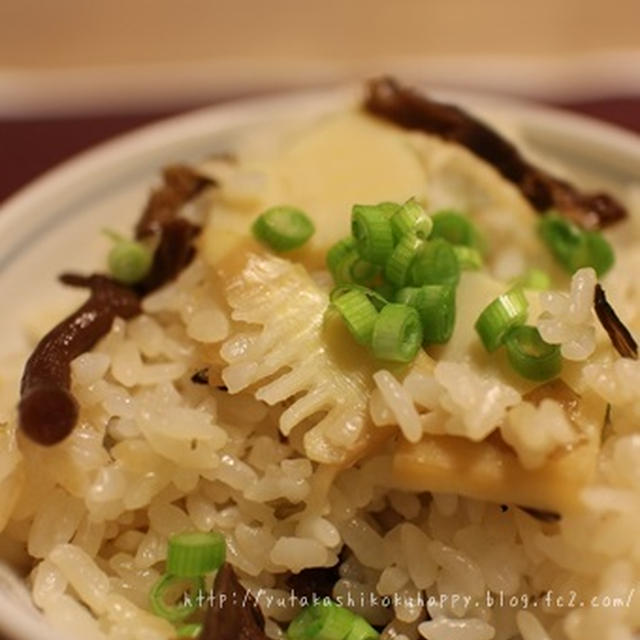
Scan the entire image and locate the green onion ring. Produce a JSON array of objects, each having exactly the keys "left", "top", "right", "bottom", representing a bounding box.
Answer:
[{"left": 505, "top": 325, "right": 562, "bottom": 381}]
